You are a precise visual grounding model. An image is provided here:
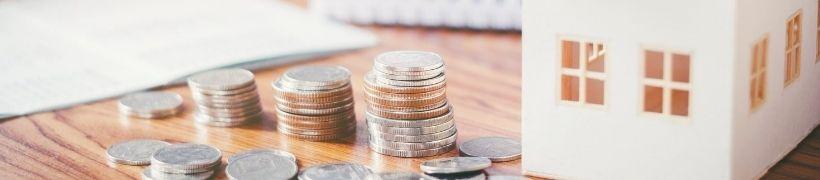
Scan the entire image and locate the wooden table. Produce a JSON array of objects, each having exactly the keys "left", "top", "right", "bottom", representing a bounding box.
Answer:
[{"left": 0, "top": 24, "right": 523, "bottom": 179}]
